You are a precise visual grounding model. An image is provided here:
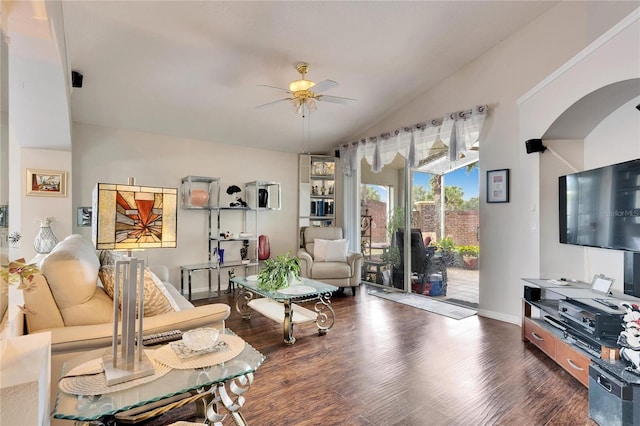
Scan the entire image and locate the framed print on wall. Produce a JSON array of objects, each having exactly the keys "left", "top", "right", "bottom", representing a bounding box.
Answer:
[
  {"left": 487, "top": 169, "right": 509, "bottom": 203},
  {"left": 77, "top": 207, "right": 92, "bottom": 227},
  {"left": 26, "top": 169, "right": 67, "bottom": 197},
  {"left": 0, "top": 205, "right": 7, "bottom": 228}
]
